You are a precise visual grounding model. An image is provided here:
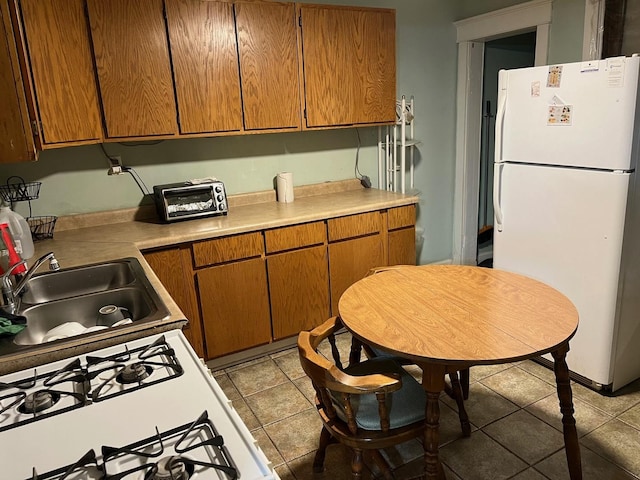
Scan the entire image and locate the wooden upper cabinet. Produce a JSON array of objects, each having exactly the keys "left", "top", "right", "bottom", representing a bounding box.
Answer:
[
  {"left": 299, "top": 5, "right": 396, "bottom": 128},
  {"left": 235, "top": 2, "right": 300, "bottom": 130},
  {"left": 19, "top": 0, "right": 102, "bottom": 145},
  {"left": 165, "top": 0, "right": 242, "bottom": 134},
  {"left": 0, "top": 1, "right": 33, "bottom": 162},
  {"left": 87, "top": 0, "right": 178, "bottom": 138}
]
